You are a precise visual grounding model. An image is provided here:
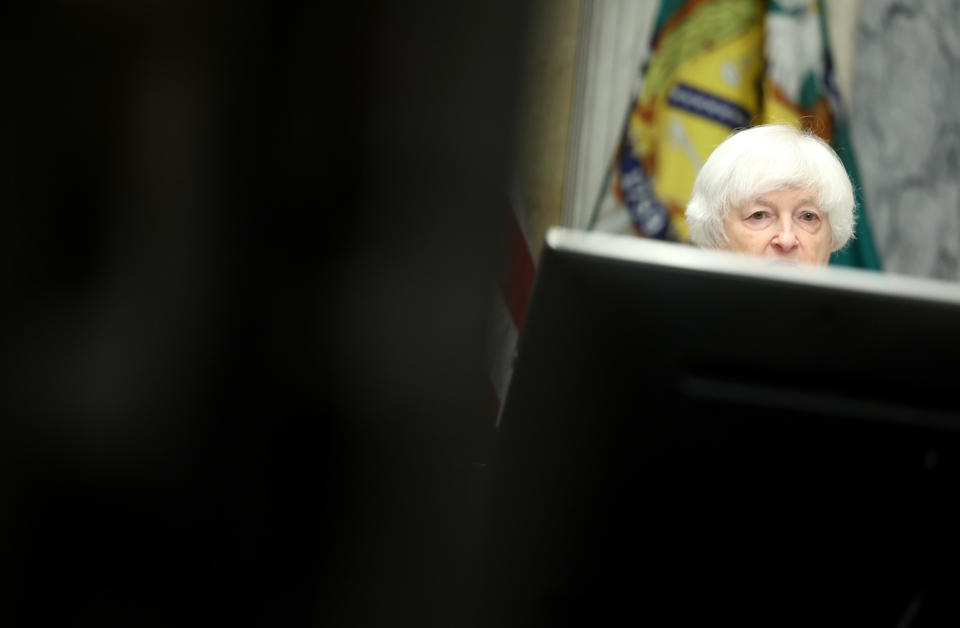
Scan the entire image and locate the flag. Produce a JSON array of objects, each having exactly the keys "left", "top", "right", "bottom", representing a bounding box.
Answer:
[
  {"left": 488, "top": 198, "right": 536, "bottom": 425},
  {"left": 591, "top": 0, "right": 881, "bottom": 270}
]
